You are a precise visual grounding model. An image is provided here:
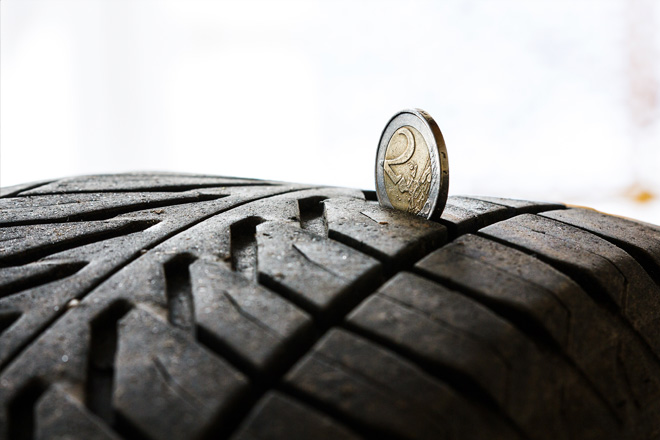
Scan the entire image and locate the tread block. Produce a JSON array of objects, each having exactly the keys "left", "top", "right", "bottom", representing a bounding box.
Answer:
[
  {"left": 540, "top": 208, "right": 660, "bottom": 281},
  {"left": 0, "top": 260, "right": 87, "bottom": 299},
  {"left": 0, "top": 191, "right": 227, "bottom": 225},
  {"left": 480, "top": 214, "right": 660, "bottom": 357},
  {"left": 323, "top": 198, "right": 446, "bottom": 264},
  {"left": 416, "top": 234, "right": 660, "bottom": 422},
  {"left": 0, "top": 180, "right": 52, "bottom": 198},
  {"left": 346, "top": 277, "right": 509, "bottom": 404},
  {"left": 232, "top": 392, "right": 361, "bottom": 440},
  {"left": 0, "top": 219, "right": 157, "bottom": 266},
  {"left": 346, "top": 272, "right": 567, "bottom": 437},
  {"left": 36, "top": 385, "right": 119, "bottom": 440},
  {"left": 346, "top": 272, "right": 620, "bottom": 439},
  {"left": 145, "top": 188, "right": 363, "bottom": 260},
  {"left": 285, "top": 329, "right": 520, "bottom": 440},
  {"left": 0, "top": 186, "right": 297, "bottom": 368},
  {"left": 257, "top": 221, "right": 382, "bottom": 316},
  {"left": 114, "top": 308, "right": 250, "bottom": 440},
  {"left": 191, "top": 259, "right": 313, "bottom": 373},
  {"left": 416, "top": 234, "right": 570, "bottom": 347},
  {"left": 439, "top": 196, "right": 512, "bottom": 236},
  {"left": 471, "top": 196, "right": 564, "bottom": 213},
  {"left": 20, "top": 173, "right": 271, "bottom": 195}
]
